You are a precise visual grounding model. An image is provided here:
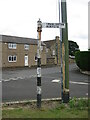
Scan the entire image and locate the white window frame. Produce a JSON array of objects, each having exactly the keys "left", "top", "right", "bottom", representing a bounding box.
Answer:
[
  {"left": 24, "top": 44, "right": 29, "bottom": 50},
  {"left": 8, "top": 55, "right": 17, "bottom": 62},
  {"left": 46, "top": 48, "right": 48, "bottom": 53},
  {"left": 52, "top": 50, "right": 55, "bottom": 56},
  {"left": 8, "top": 43, "right": 17, "bottom": 49}
]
